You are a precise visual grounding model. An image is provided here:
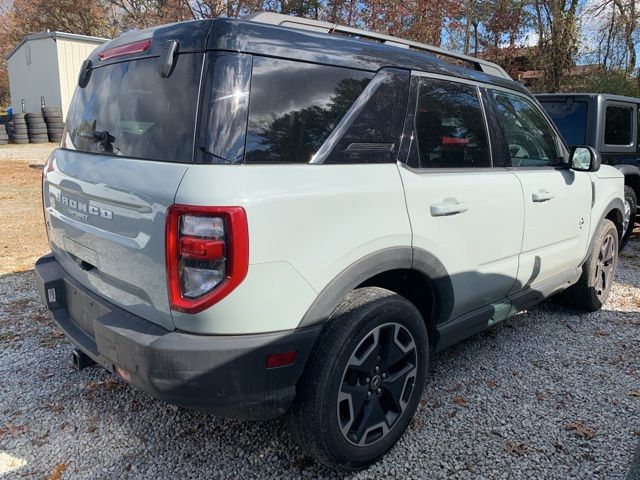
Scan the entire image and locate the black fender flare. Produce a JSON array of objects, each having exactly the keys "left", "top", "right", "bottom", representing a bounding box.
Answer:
[
  {"left": 299, "top": 247, "right": 454, "bottom": 328},
  {"left": 584, "top": 197, "right": 626, "bottom": 261}
]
